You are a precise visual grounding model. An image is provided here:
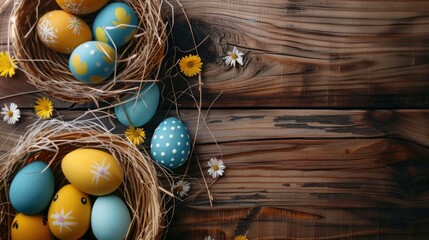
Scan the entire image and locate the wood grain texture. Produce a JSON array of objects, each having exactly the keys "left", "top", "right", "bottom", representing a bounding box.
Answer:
[{"left": 164, "top": 0, "right": 429, "bottom": 108}]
